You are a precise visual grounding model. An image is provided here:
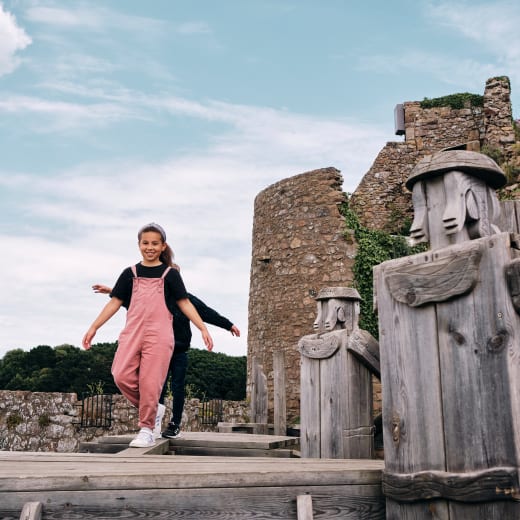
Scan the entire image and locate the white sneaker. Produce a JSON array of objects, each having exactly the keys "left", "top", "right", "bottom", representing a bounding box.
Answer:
[
  {"left": 129, "top": 428, "right": 155, "bottom": 448},
  {"left": 153, "top": 403, "right": 166, "bottom": 439}
]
